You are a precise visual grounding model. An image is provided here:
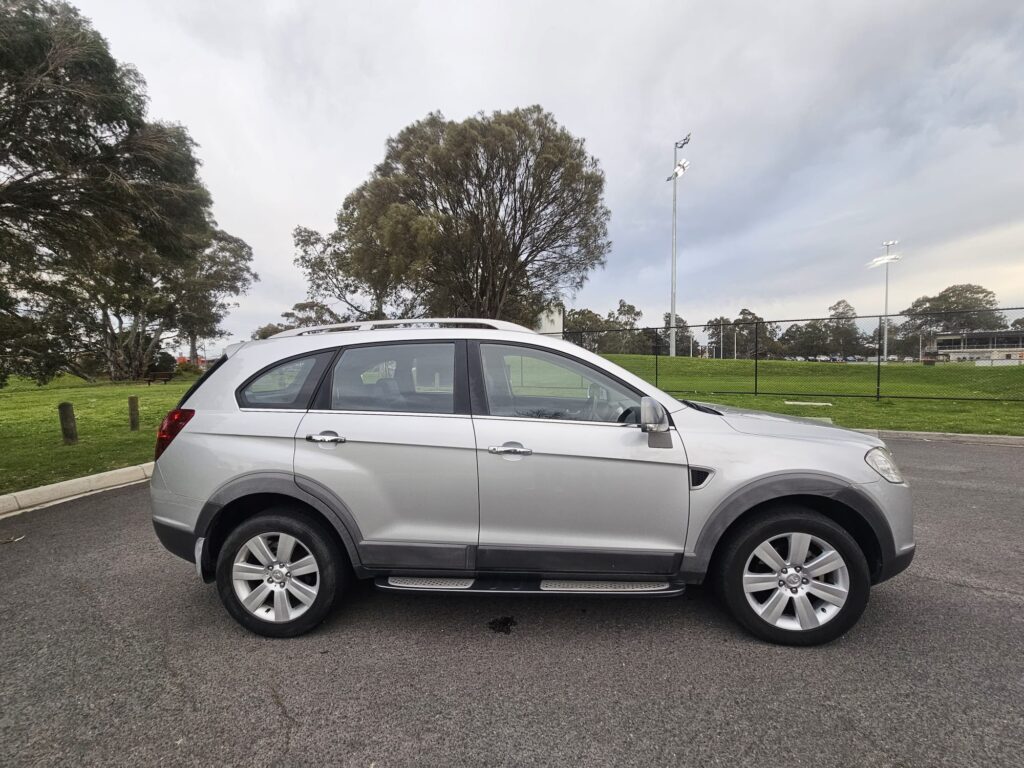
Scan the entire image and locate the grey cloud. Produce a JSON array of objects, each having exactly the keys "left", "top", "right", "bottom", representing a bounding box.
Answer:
[{"left": 75, "top": 0, "right": 1024, "bottom": 344}]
